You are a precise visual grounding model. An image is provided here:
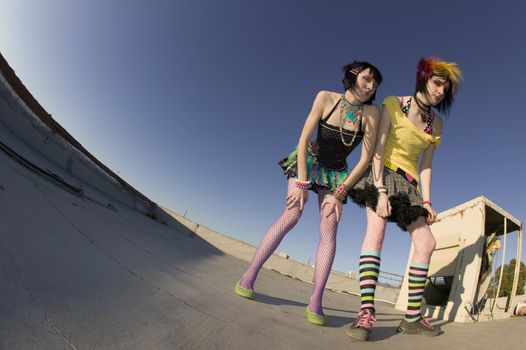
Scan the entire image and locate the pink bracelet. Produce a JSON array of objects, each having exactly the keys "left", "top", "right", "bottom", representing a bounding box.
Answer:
[
  {"left": 337, "top": 184, "right": 348, "bottom": 194},
  {"left": 422, "top": 200, "right": 432, "bottom": 206},
  {"left": 332, "top": 185, "right": 347, "bottom": 202},
  {"left": 294, "top": 179, "right": 311, "bottom": 190}
]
